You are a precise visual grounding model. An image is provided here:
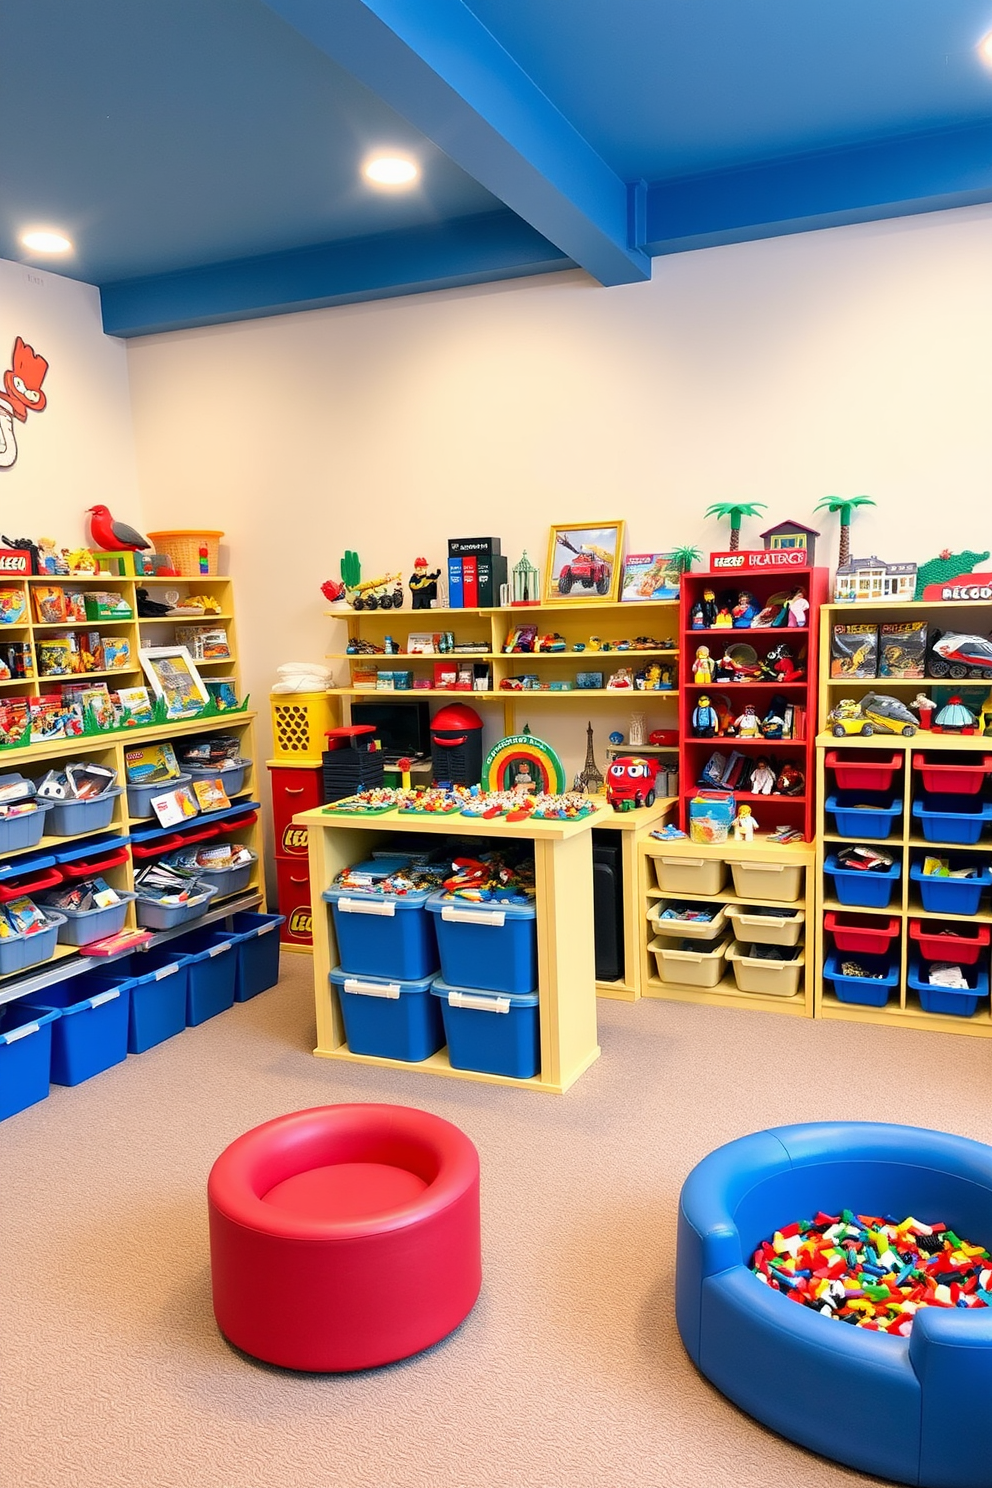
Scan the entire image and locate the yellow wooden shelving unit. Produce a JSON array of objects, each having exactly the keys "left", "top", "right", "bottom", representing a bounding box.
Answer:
[{"left": 815, "top": 596, "right": 992, "bottom": 1039}]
